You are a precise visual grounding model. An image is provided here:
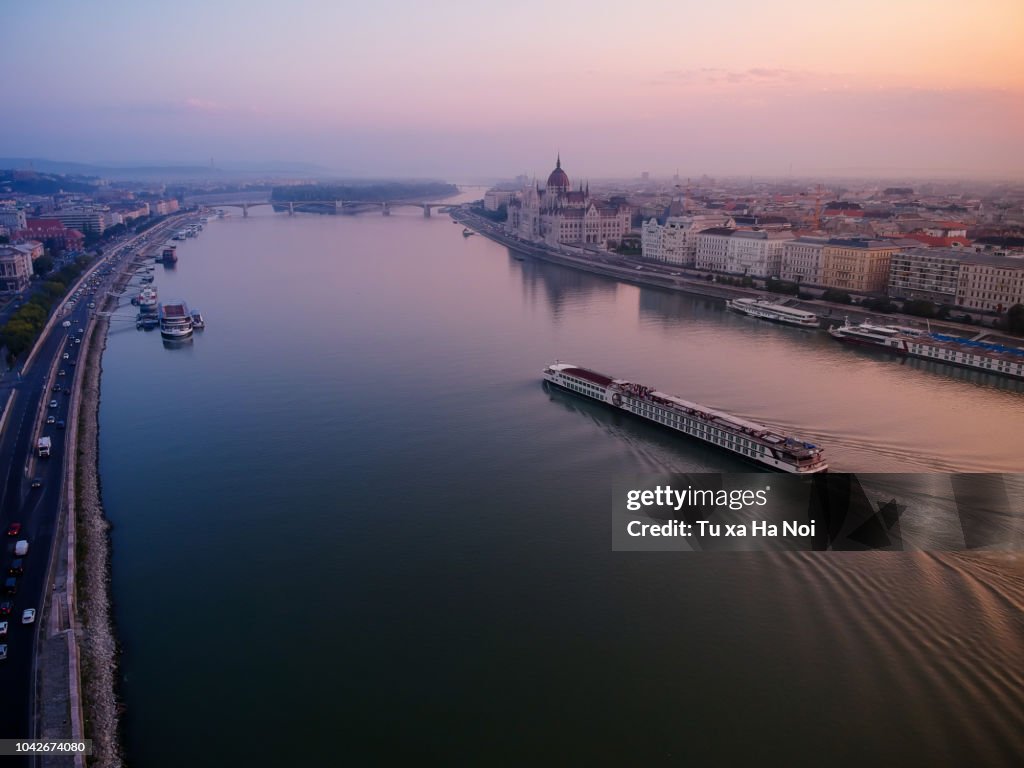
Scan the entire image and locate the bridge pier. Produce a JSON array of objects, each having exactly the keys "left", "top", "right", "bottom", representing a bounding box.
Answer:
[
  {"left": 382, "top": 202, "right": 390, "bottom": 216},
  {"left": 288, "top": 202, "right": 294, "bottom": 215},
  {"left": 423, "top": 205, "right": 431, "bottom": 218},
  {"left": 242, "top": 203, "right": 249, "bottom": 218}
]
